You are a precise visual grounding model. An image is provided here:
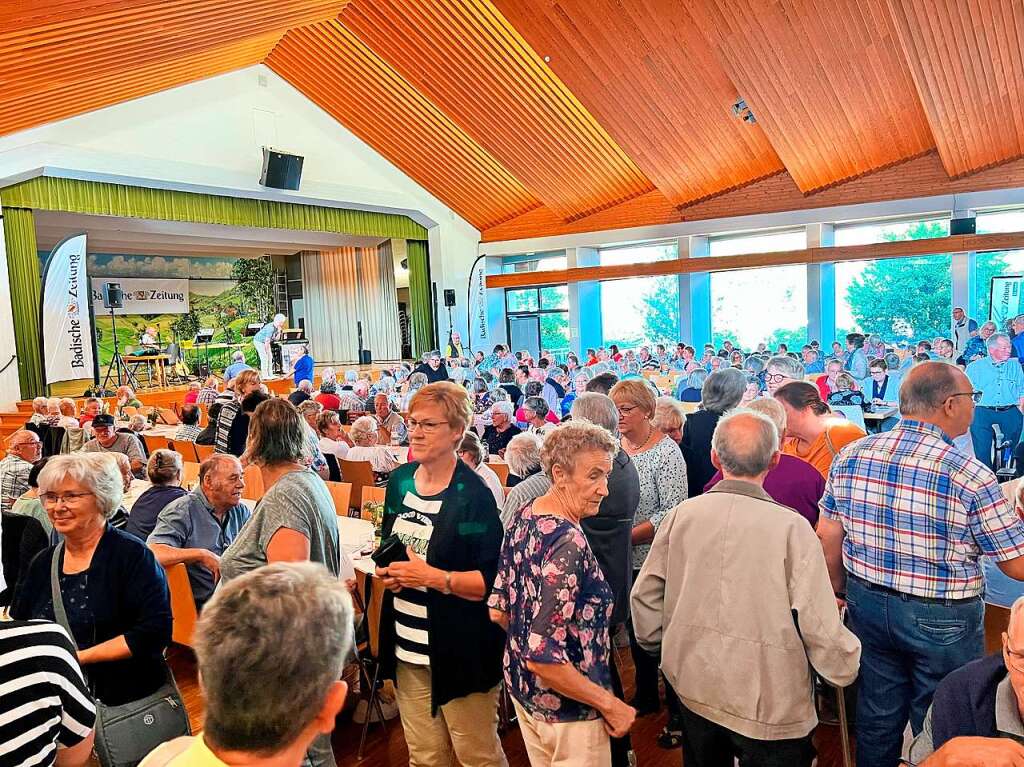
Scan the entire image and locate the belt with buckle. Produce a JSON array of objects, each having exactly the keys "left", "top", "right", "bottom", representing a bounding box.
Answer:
[{"left": 980, "top": 405, "right": 1016, "bottom": 411}]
